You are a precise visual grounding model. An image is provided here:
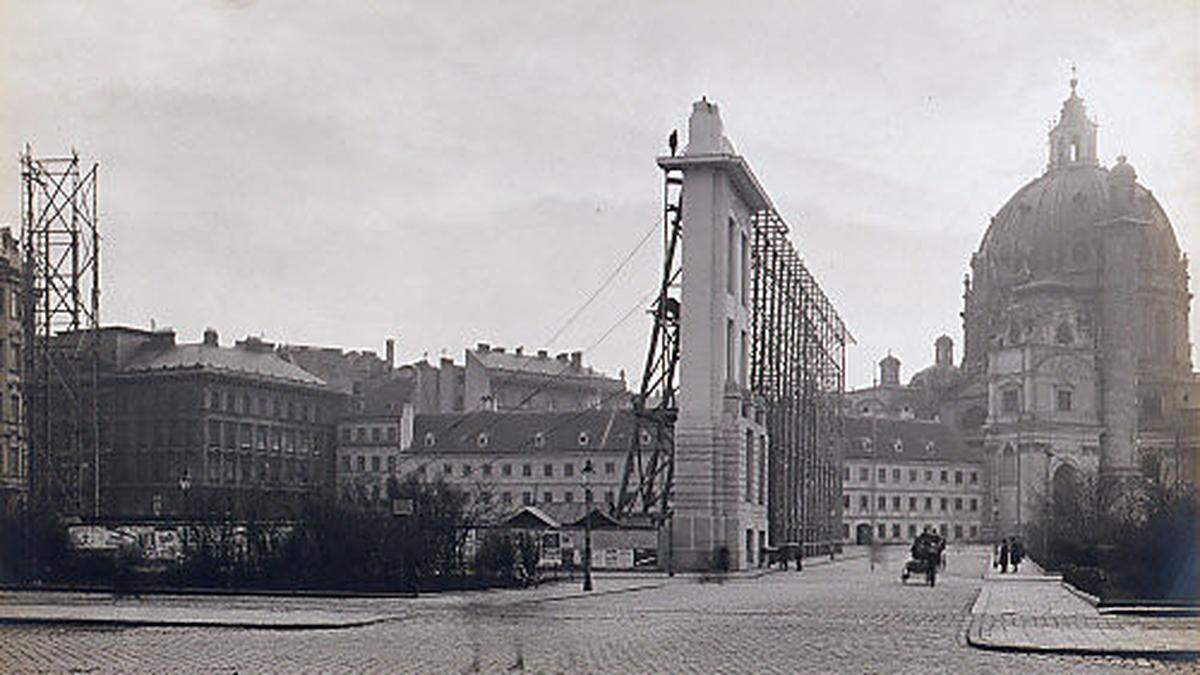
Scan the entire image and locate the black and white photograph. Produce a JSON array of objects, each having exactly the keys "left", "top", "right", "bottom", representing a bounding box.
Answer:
[{"left": 0, "top": 1, "right": 1197, "bottom": 672}]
